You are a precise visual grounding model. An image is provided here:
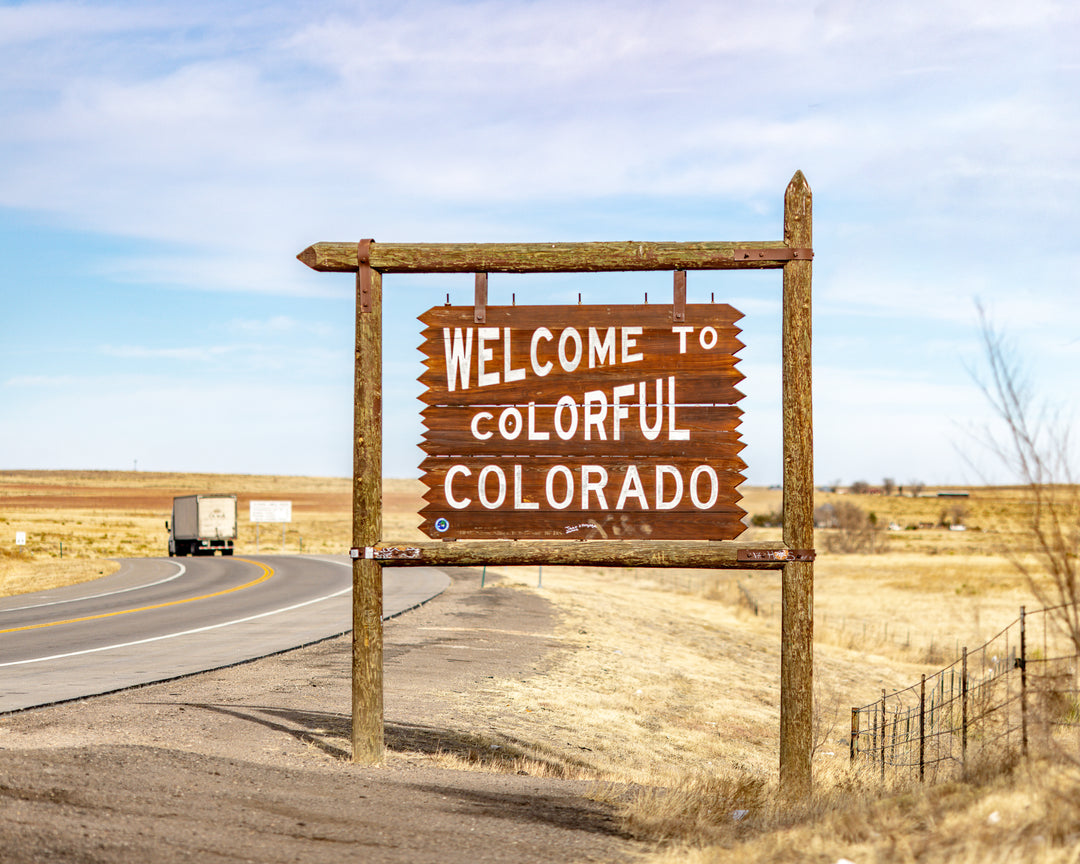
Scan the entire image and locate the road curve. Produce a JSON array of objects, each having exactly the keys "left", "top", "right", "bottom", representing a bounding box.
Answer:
[{"left": 0, "top": 555, "right": 449, "bottom": 713}]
